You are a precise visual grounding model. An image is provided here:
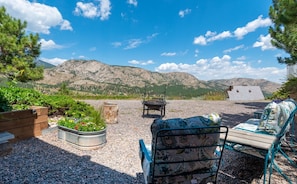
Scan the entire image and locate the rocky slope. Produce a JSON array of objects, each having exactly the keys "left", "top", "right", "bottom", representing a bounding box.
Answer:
[{"left": 36, "top": 60, "right": 281, "bottom": 95}]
